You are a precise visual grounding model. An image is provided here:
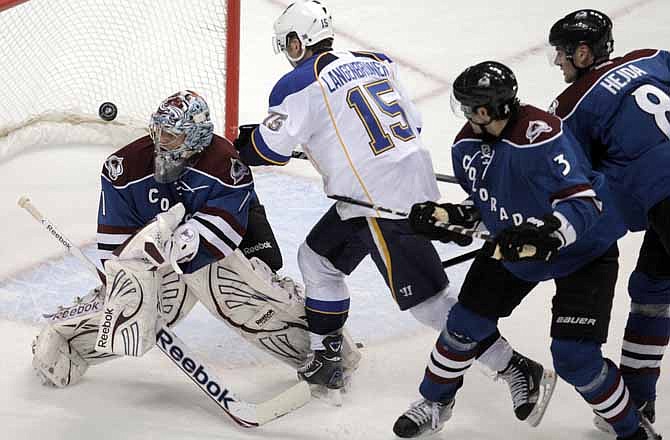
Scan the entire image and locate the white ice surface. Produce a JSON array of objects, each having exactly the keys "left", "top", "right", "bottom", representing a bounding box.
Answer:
[{"left": 1, "top": 0, "right": 669, "bottom": 439}]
